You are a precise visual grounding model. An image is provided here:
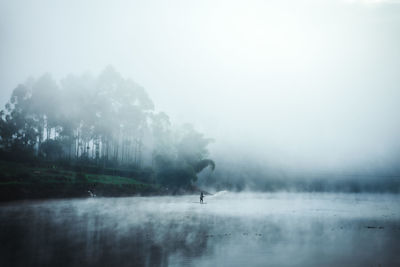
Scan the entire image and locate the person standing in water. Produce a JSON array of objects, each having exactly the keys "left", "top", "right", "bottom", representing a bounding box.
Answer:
[{"left": 200, "top": 192, "right": 204, "bottom": 204}]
